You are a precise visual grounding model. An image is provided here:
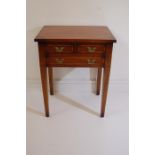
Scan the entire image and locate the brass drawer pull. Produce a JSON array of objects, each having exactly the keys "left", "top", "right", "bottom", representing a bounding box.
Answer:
[
  {"left": 87, "top": 59, "right": 96, "bottom": 64},
  {"left": 87, "top": 47, "right": 96, "bottom": 53},
  {"left": 55, "top": 47, "right": 64, "bottom": 52},
  {"left": 56, "top": 58, "right": 64, "bottom": 64}
]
